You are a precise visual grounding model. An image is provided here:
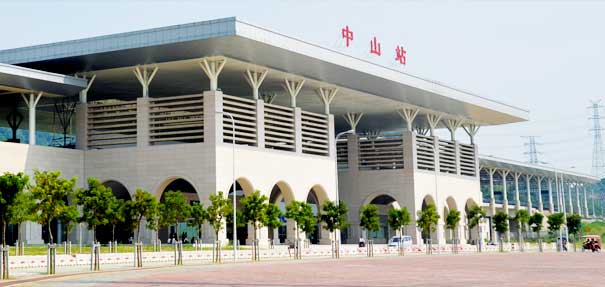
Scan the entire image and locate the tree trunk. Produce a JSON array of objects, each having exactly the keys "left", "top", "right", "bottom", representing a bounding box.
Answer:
[
  {"left": 112, "top": 225, "right": 116, "bottom": 243},
  {"left": 175, "top": 223, "right": 180, "bottom": 241},
  {"left": 136, "top": 216, "right": 142, "bottom": 243},
  {"left": 92, "top": 228, "right": 96, "bottom": 243},
  {"left": 2, "top": 221, "right": 6, "bottom": 246},
  {"left": 48, "top": 221, "right": 54, "bottom": 244},
  {"left": 198, "top": 224, "right": 202, "bottom": 242}
]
